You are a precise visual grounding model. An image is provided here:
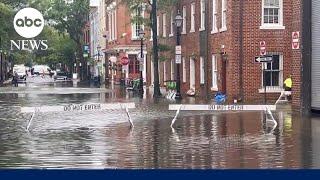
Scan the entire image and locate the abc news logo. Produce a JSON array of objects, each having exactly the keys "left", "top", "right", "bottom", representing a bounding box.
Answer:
[{"left": 11, "top": 8, "right": 48, "bottom": 51}]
